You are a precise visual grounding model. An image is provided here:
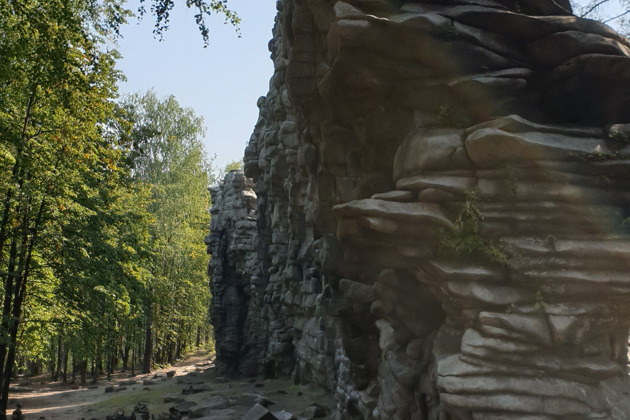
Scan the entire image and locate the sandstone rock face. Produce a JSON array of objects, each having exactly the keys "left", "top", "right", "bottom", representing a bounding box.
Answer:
[
  {"left": 208, "top": 0, "right": 630, "bottom": 418},
  {"left": 205, "top": 170, "right": 263, "bottom": 376}
]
